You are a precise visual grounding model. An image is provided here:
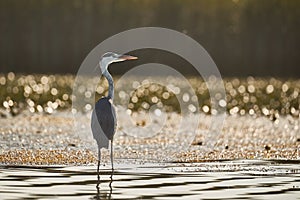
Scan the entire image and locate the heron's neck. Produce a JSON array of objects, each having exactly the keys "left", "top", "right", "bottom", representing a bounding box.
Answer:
[{"left": 103, "top": 70, "right": 114, "bottom": 100}]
